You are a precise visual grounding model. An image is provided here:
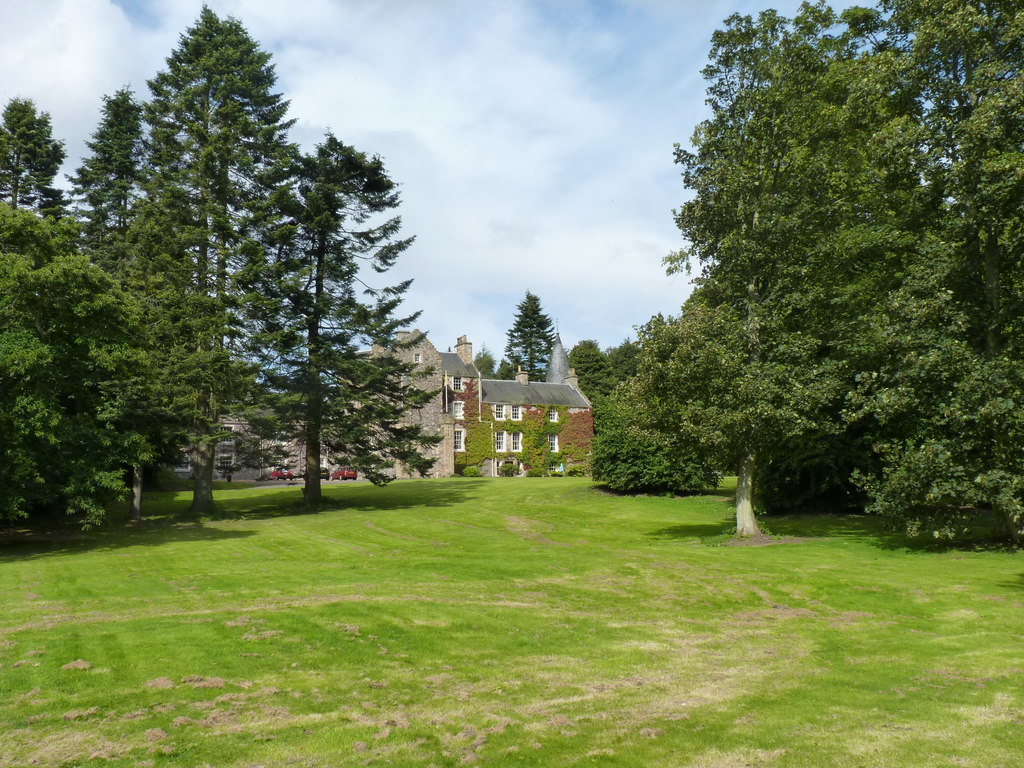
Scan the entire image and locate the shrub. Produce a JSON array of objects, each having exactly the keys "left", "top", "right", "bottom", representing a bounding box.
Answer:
[
  {"left": 565, "top": 465, "right": 587, "bottom": 477},
  {"left": 525, "top": 467, "right": 546, "bottom": 477},
  {"left": 549, "top": 471, "right": 564, "bottom": 477},
  {"left": 460, "top": 466, "right": 482, "bottom": 477},
  {"left": 591, "top": 393, "right": 717, "bottom": 494},
  {"left": 498, "top": 462, "right": 519, "bottom": 477}
]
